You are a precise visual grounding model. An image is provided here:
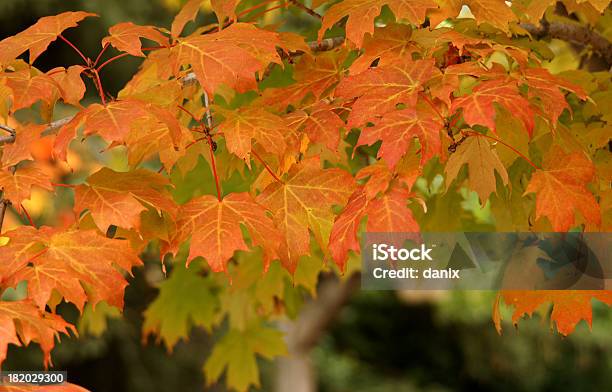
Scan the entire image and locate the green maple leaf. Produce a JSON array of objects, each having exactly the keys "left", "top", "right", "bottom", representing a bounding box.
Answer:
[
  {"left": 204, "top": 323, "right": 287, "bottom": 392},
  {"left": 142, "top": 262, "right": 219, "bottom": 350}
]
